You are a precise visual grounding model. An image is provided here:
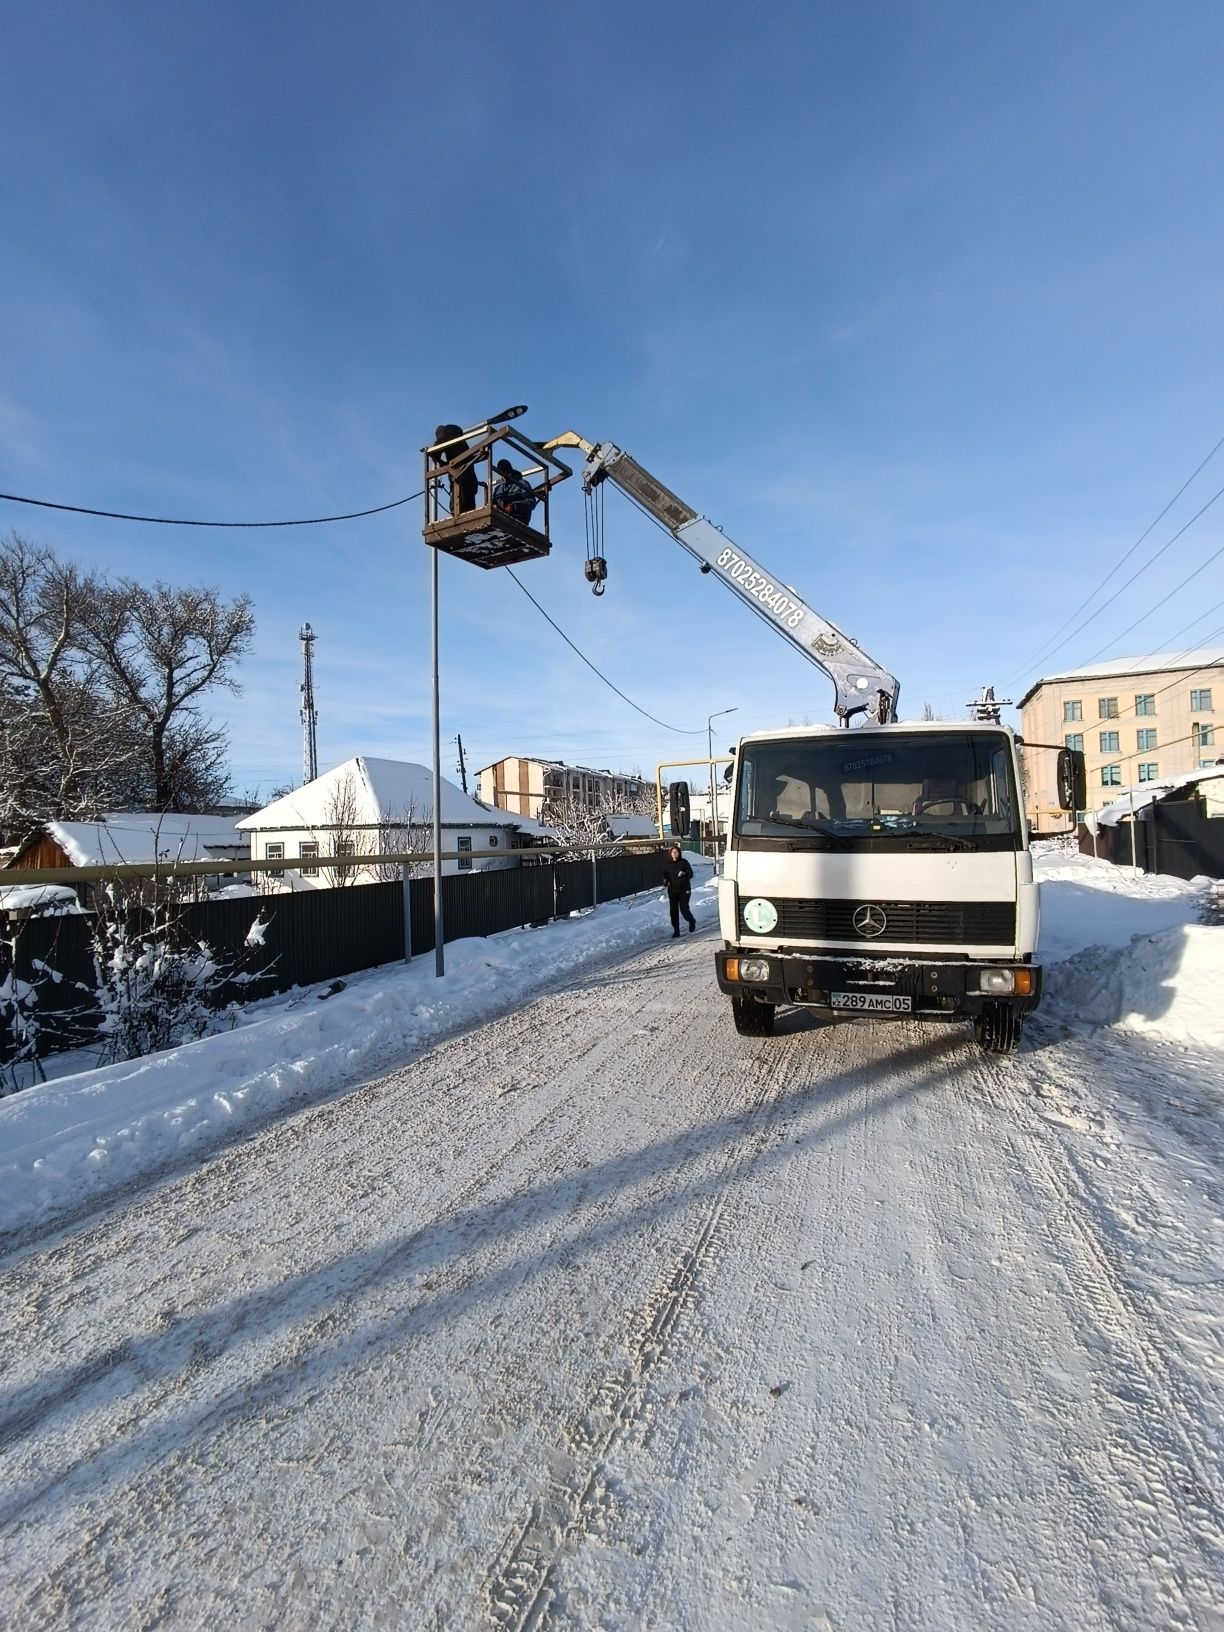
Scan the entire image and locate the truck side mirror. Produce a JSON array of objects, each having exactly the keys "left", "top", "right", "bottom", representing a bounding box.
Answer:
[
  {"left": 1056, "top": 748, "right": 1086, "bottom": 811},
  {"left": 668, "top": 781, "right": 691, "bottom": 836}
]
